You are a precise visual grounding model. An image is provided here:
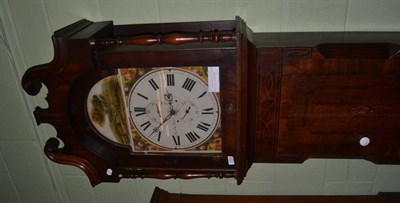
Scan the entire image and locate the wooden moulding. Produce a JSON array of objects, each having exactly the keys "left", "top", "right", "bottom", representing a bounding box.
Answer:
[{"left": 90, "top": 31, "right": 236, "bottom": 46}]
